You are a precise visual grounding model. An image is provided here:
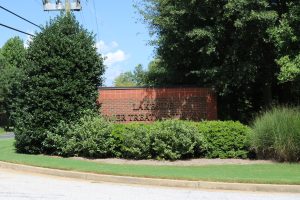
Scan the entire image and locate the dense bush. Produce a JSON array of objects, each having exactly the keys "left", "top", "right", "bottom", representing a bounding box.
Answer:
[
  {"left": 196, "top": 121, "right": 252, "bottom": 159},
  {"left": 42, "top": 112, "right": 251, "bottom": 160},
  {"left": 150, "top": 120, "right": 201, "bottom": 160},
  {"left": 14, "top": 14, "right": 104, "bottom": 153},
  {"left": 44, "top": 113, "right": 115, "bottom": 158},
  {"left": 112, "top": 123, "right": 151, "bottom": 159},
  {"left": 251, "top": 107, "right": 300, "bottom": 162}
]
